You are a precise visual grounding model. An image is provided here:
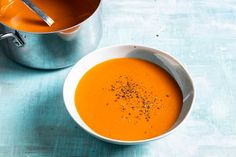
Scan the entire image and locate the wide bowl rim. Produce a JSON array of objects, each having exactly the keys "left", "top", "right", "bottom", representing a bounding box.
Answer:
[{"left": 63, "top": 44, "right": 195, "bottom": 145}]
